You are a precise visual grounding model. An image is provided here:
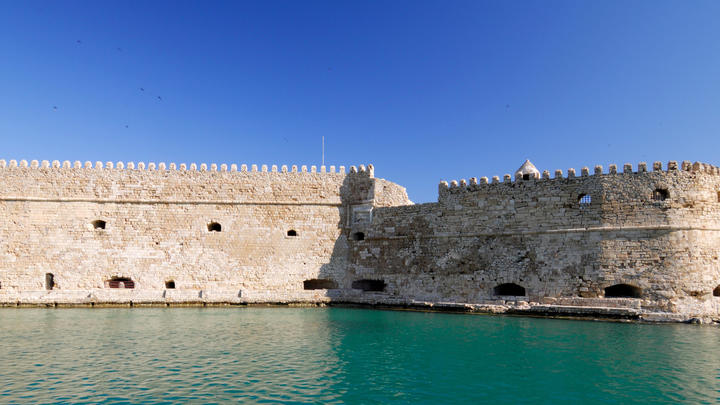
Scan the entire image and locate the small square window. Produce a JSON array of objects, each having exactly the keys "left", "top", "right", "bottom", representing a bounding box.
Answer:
[{"left": 653, "top": 189, "right": 669, "bottom": 201}]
